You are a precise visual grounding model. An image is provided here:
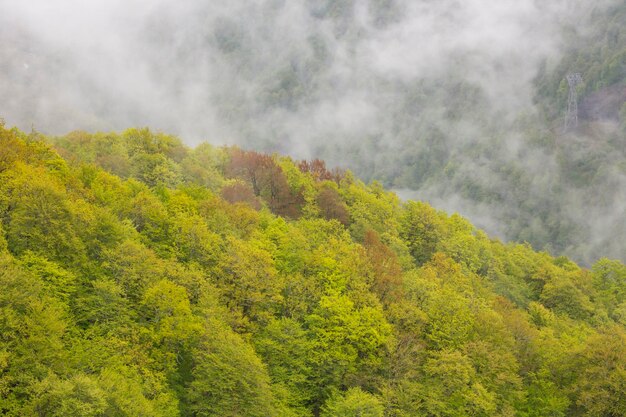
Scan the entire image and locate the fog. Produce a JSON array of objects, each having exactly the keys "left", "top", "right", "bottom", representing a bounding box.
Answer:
[
  {"left": 1, "top": 0, "right": 623, "bottom": 264},
  {"left": 0, "top": 0, "right": 591, "bottom": 142}
]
